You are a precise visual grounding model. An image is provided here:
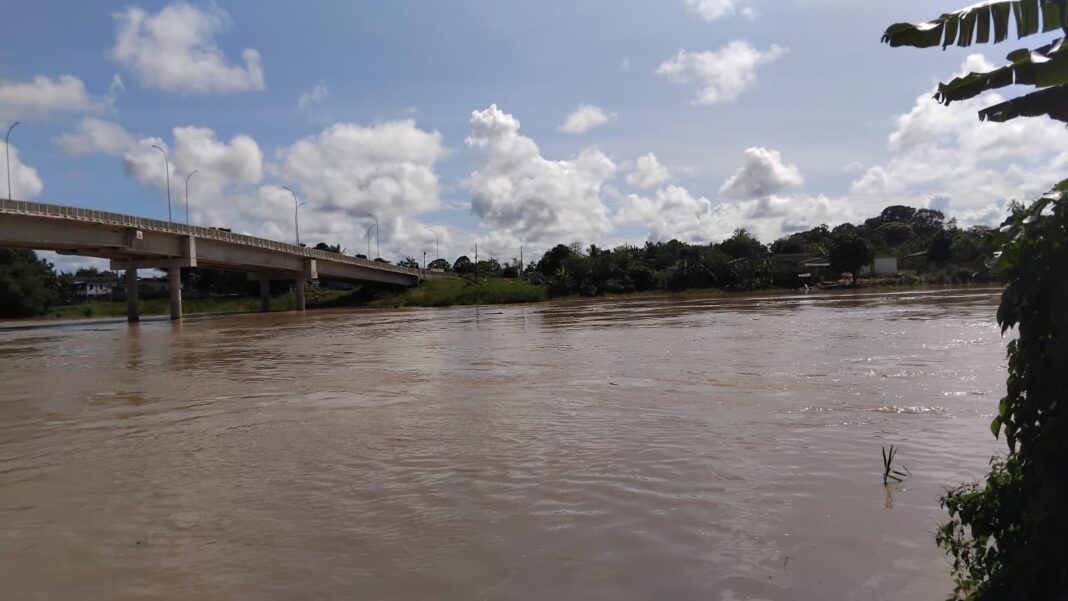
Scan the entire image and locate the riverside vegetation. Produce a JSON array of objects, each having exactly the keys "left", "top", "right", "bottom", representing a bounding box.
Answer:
[{"left": 0, "top": 201, "right": 1001, "bottom": 320}]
